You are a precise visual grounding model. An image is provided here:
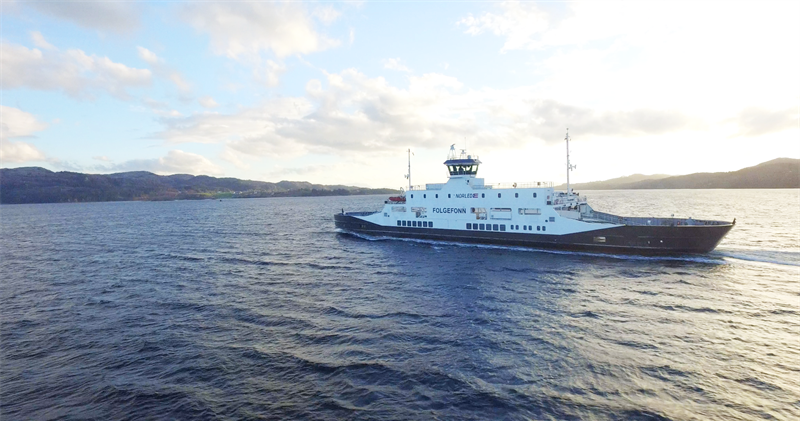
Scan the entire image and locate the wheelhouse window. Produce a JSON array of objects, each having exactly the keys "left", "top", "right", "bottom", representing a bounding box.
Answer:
[
  {"left": 397, "top": 221, "right": 401, "bottom": 226},
  {"left": 493, "top": 224, "right": 499, "bottom": 231},
  {"left": 479, "top": 223, "right": 485, "bottom": 230},
  {"left": 500, "top": 225, "right": 506, "bottom": 231},
  {"left": 448, "top": 164, "right": 480, "bottom": 176},
  {"left": 467, "top": 223, "right": 472, "bottom": 229}
]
